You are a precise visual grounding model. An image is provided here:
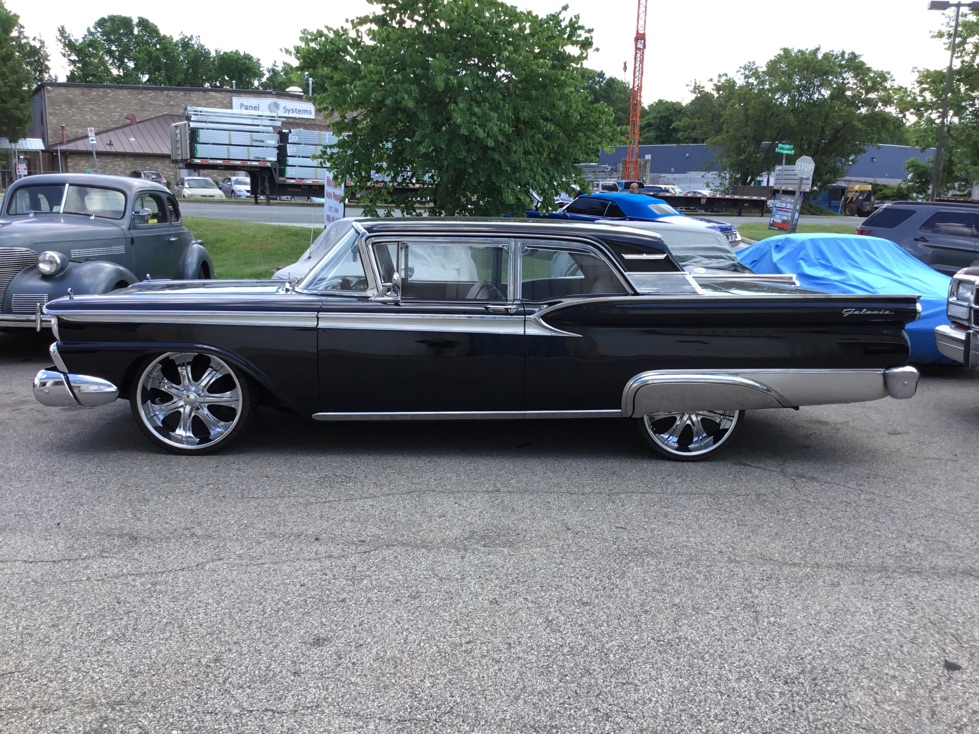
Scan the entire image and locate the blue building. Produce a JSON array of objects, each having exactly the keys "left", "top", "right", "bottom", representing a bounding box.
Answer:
[{"left": 596, "top": 143, "right": 935, "bottom": 191}]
